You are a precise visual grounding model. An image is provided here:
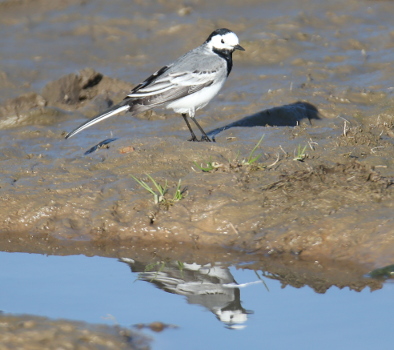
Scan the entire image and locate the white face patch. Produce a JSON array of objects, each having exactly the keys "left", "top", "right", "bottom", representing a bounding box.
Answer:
[{"left": 209, "top": 32, "right": 240, "bottom": 51}]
